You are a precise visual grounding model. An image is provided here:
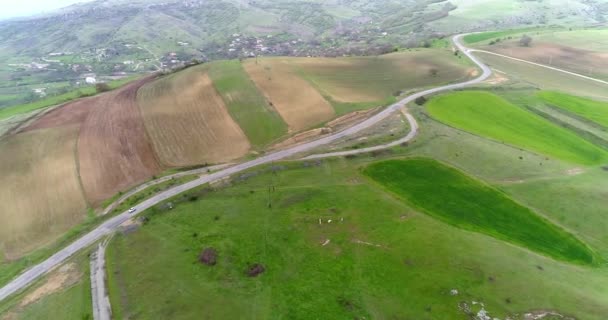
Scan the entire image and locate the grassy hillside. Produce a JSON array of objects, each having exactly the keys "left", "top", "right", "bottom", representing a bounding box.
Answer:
[
  {"left": 538, "top": 91, "right": 608, "bottom": 128},
  {"left": 105, "top": 158, "right": 608, "bottom": 319},
  {"left": 363, "top": 158, "right": 595, "bottom": 264},
  {"left": 208, "top": 60, "right": 287, "bottom": 147},
  {"left": 426, "top": 91, "right": 608, "bottom": 165}
]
